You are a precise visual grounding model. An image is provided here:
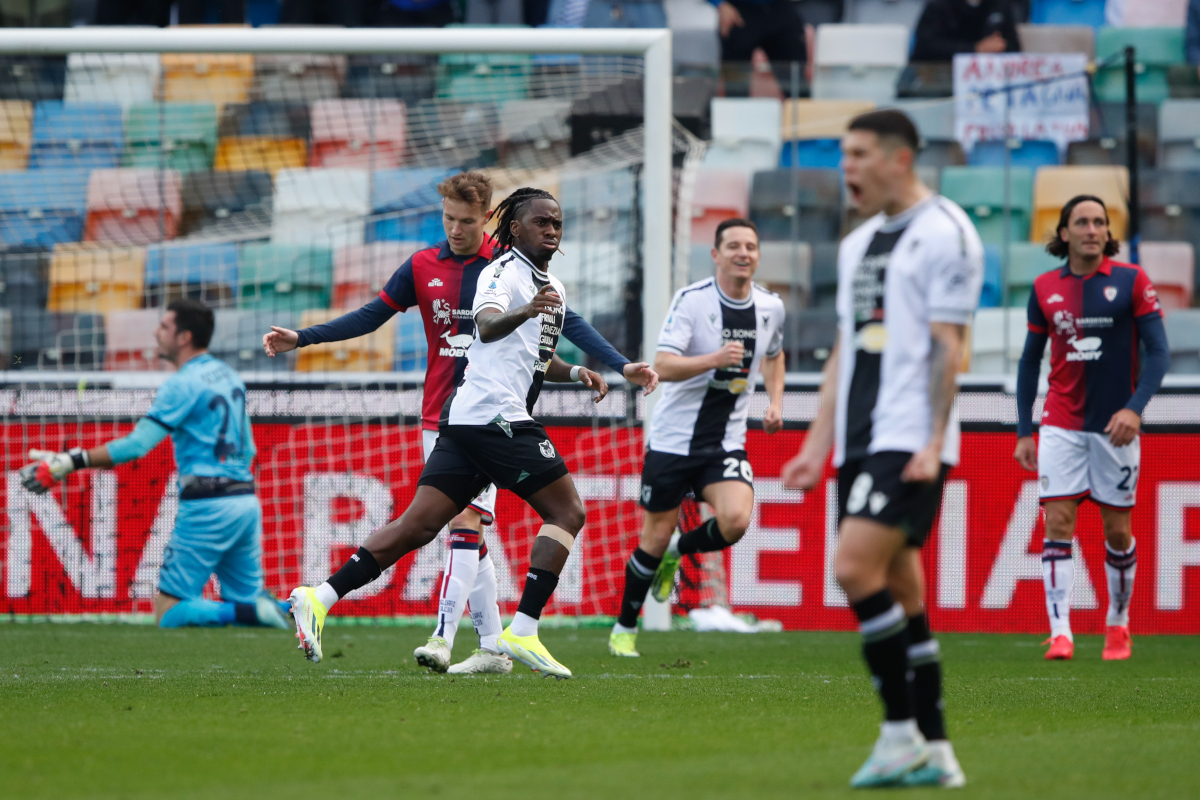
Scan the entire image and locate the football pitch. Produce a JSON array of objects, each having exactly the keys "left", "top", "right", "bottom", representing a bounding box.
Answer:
[{"left": 1, "top": 626, "right": 1197, "bottom": 800}]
